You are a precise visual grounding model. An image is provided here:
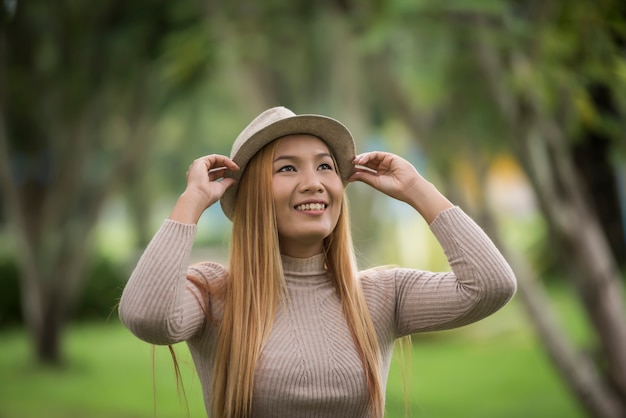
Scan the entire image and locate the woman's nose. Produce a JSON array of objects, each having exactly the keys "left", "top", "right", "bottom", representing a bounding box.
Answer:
[{"left": 299, "top": 169, "right": 324, "bottom": 193}]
